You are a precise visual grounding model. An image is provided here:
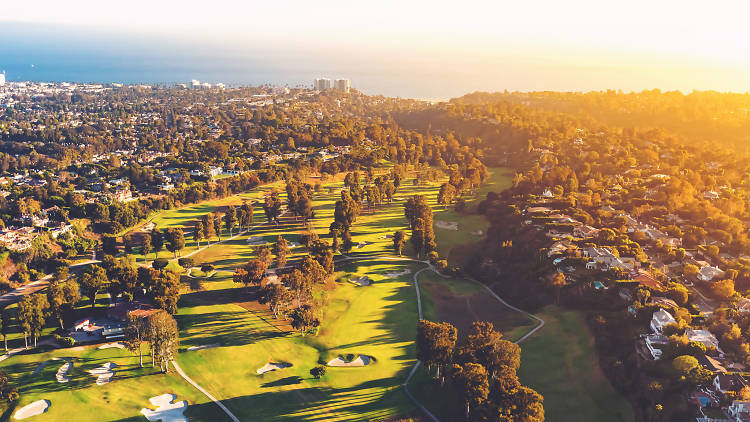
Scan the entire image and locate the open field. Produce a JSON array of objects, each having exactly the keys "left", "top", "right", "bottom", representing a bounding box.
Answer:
[{"left": 517, "top": 307, "right": 635, "bottom": 422}]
